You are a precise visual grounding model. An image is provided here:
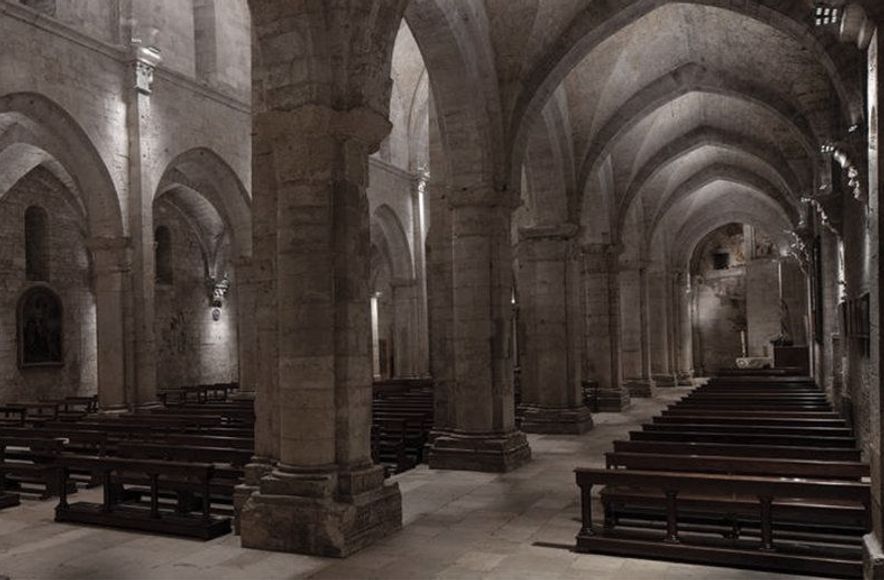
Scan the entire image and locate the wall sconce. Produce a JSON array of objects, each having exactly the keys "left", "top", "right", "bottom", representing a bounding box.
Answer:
[{"left": 206, "top": 274, "right": 230, "bottom": 321}]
